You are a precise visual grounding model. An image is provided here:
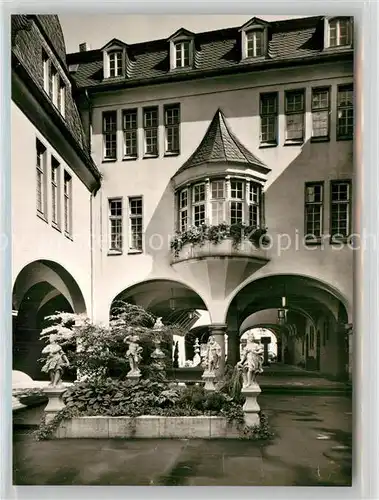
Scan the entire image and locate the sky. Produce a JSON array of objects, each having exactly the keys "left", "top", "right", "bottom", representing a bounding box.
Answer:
[{"left": 59, "top": 15, "right": 309, "bottom": 54}]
